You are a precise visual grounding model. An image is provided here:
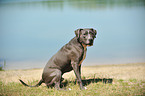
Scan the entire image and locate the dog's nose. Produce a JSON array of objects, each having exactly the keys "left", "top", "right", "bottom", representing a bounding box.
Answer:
[{"left": 89, "top": 39, "right": 93, "bottom": 43}]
